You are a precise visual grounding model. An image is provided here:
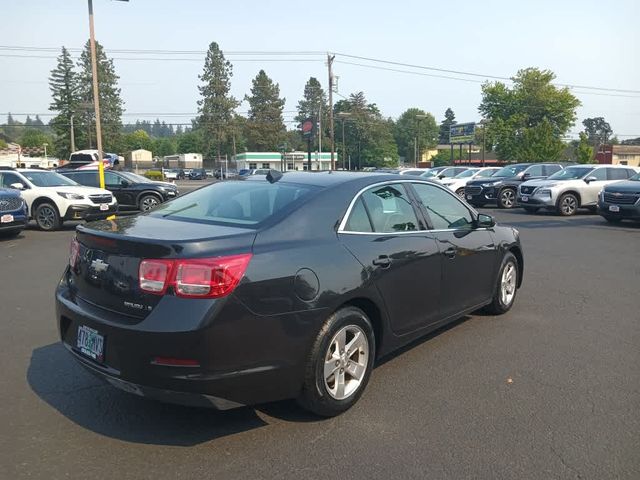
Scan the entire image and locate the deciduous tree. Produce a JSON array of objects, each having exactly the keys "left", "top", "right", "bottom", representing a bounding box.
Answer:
[{"left": 394, "top": 108, "right": 438, "bottom": 164}]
